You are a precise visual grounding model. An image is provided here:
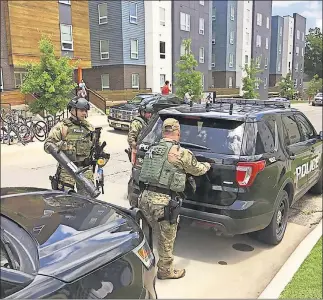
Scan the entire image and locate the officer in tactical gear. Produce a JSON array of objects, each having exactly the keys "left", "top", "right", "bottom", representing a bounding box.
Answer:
[
  {"left": 138, "top": 118, "right": 211, "bottom": 280},
  {"left": 127, "top": 103, "right": 153, "bottom": 150},
  {"left": 44, "top": 97, "right": 107, "bottom": 196}
]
